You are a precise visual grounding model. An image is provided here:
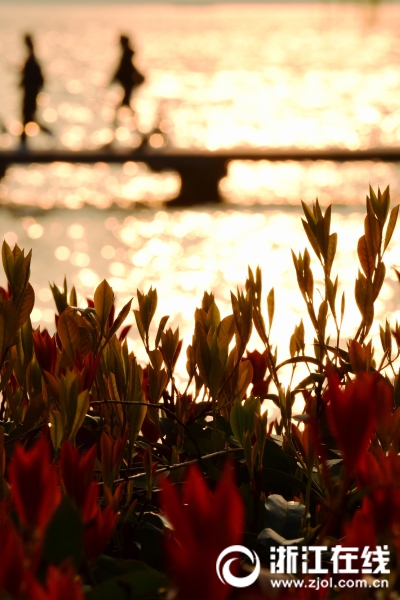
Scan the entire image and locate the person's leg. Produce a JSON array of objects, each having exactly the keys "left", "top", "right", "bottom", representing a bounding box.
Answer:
[
  {"left": 20, "top": 99, "right": 30, "bottom": 144},
  {"left": 121, "top": 86, "right": 133, "bottom": 109},
  {"left": 21, "top": 94, "right": 36, "bottom": 143},
  {"left": 38, "top": 121, "right": 52, "bottom": 135}
]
